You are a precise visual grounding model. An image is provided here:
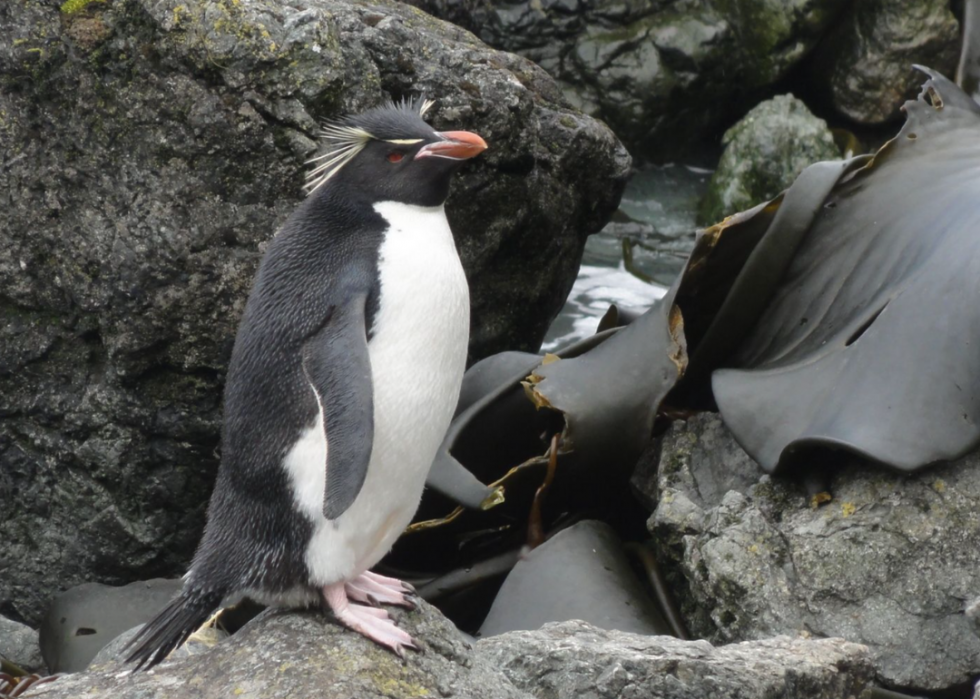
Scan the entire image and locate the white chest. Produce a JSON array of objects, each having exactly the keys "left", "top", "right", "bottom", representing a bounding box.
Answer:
[{"left": 286, "top": 202, "right": 470, "bottom": 588}]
